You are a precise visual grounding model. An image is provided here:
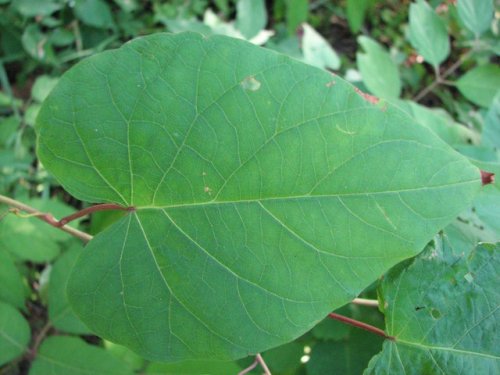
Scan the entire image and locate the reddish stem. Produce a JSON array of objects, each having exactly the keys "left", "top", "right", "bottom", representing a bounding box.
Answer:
[
  {"left": 328, "top": 313, "right": 394, "bottom": 340},
  {"left": 56, "top": 203, "right": 134, "bottom": 227}
]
